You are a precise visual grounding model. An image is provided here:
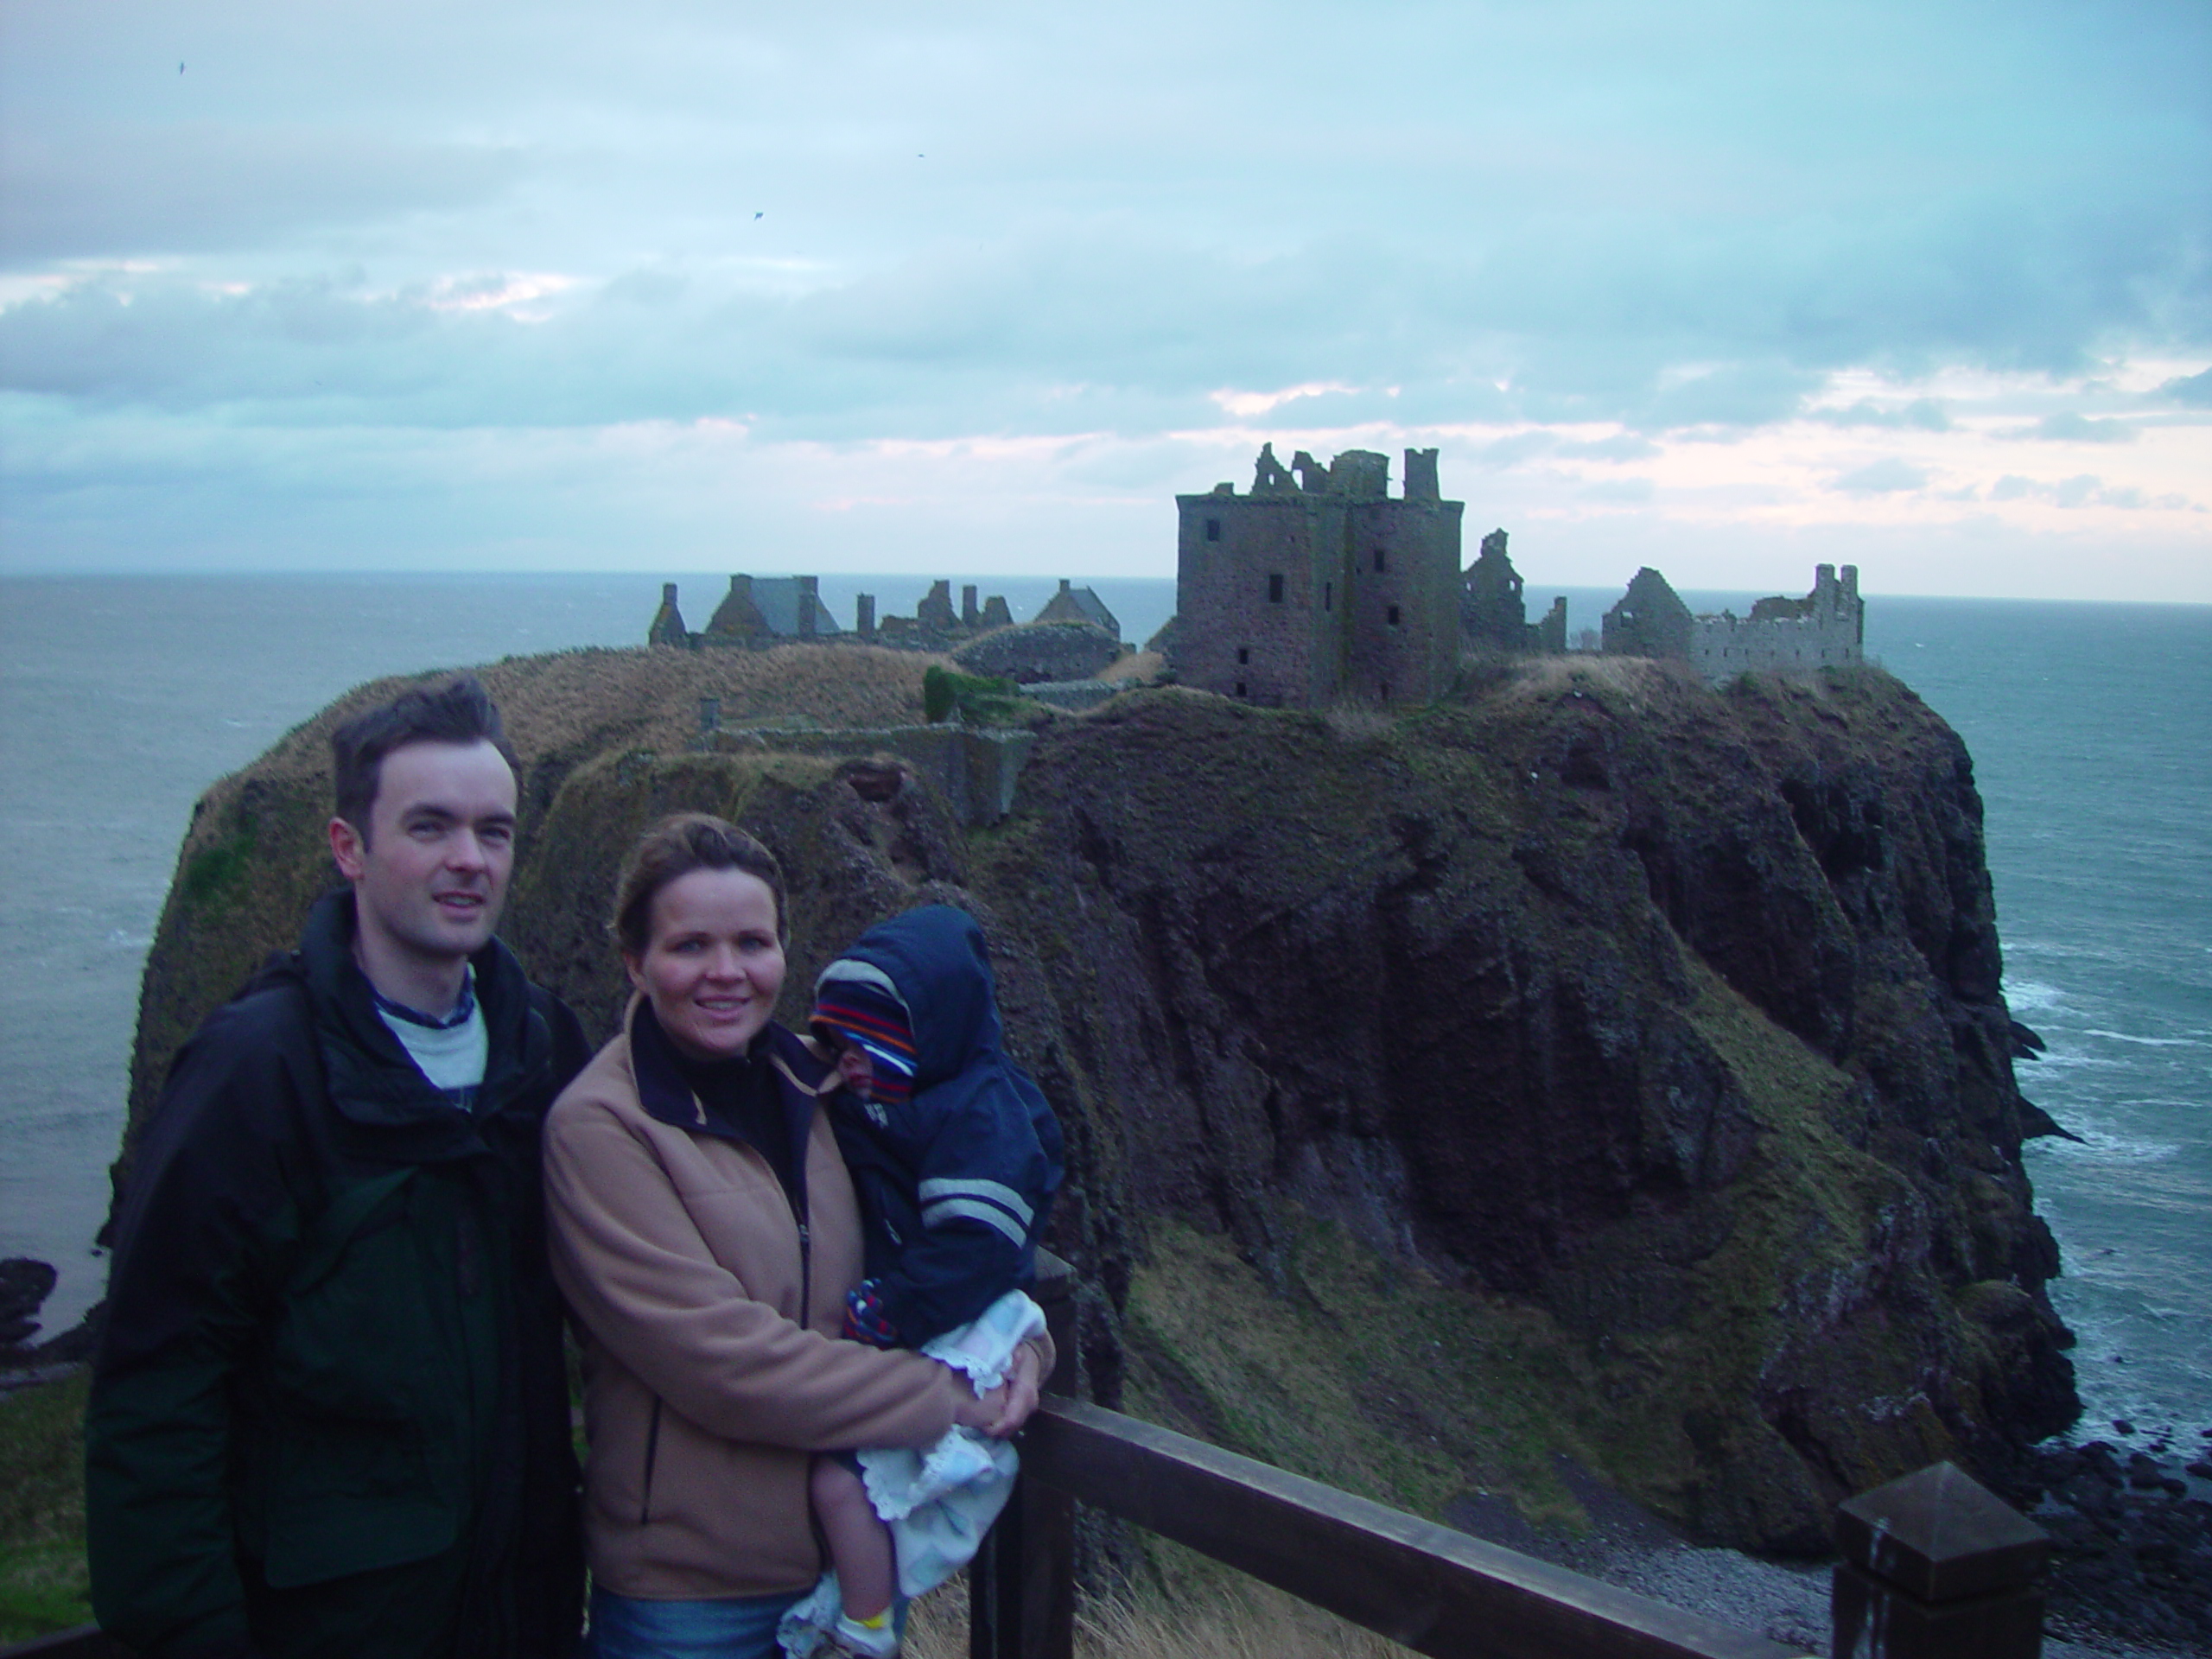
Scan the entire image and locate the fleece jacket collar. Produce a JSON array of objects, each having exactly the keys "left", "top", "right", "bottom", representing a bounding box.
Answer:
[{"left": 623, "top": 995, "right": 832, "bottom": 1192}]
